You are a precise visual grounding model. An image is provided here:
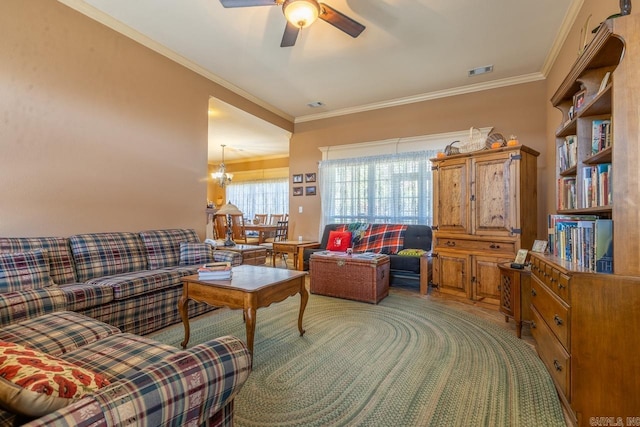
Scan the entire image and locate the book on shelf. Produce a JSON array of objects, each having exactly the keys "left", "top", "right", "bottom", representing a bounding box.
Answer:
[
  {"left": 594, "top": 219, "right": 613, "bottom": 273},
  {"left": 581, "top": 164, "right": 612, "bottom": 208},
  {"left": 558, "top": 135, "right": 577, "bottom": 172},
  {"left": 548, "top": 214, "right": 598, "bottom": 257},
  {"left": 198, "top": 262, "right": 232, "bottom": 280},
  {"left": 547, "top": 215, "right": 612, "bottom": 273},
  {"left": 557, "top": 177, "right": 576, "bottom": 210},
  {"left": 591, "top": 119, "right": 612, "bottom": 155}
]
